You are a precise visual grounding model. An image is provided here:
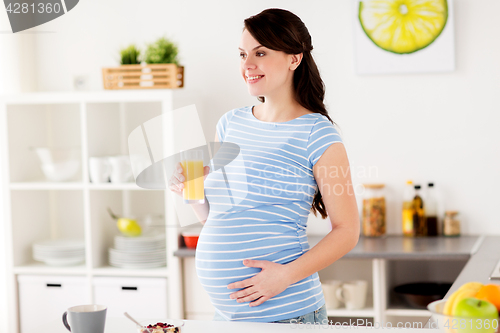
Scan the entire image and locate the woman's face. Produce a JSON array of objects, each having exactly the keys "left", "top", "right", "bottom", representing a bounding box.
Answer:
[{"left": 239, "top": 29, "right": 299, "bottom": 98}]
